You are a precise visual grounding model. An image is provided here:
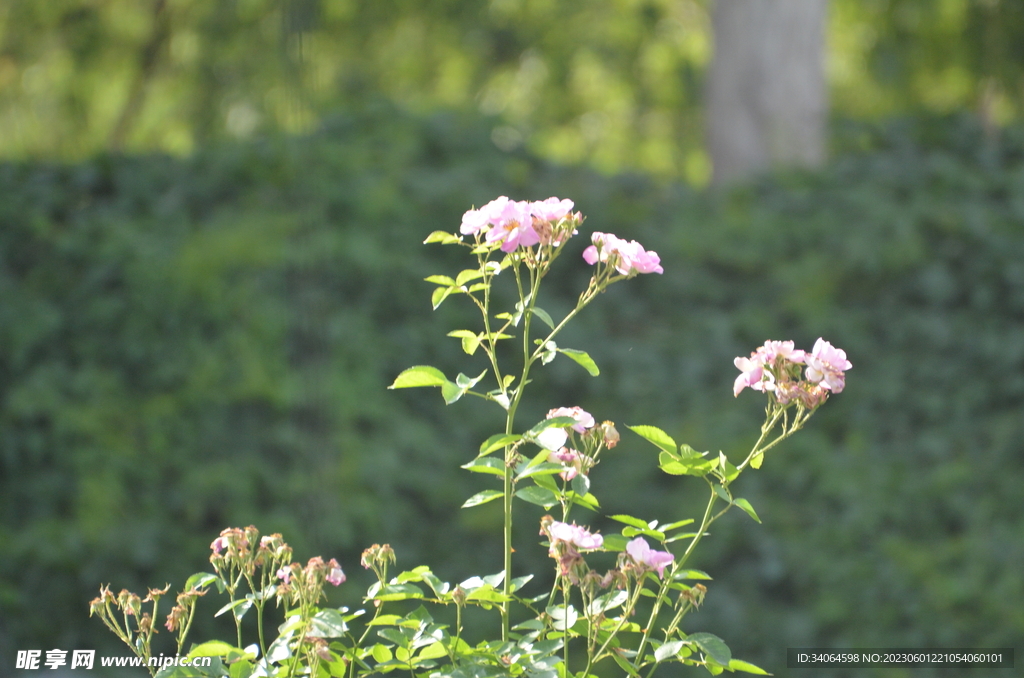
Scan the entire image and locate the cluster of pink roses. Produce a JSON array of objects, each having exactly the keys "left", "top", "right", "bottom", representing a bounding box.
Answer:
[
  {"left": 459, "top": 198, "right": 663, "bottom": 277},
  {"left": 542, "top": 519, "right": 675, "bottom": 585},
  {"left": 461, "top": 196, "right": 578, "bottom": 252},
  {"left": 582, "top": 232, "right": 663, "bottom": 275},
  {"left": 734, "top": 338, "right": 852, "bottom": 407}
]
